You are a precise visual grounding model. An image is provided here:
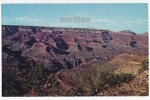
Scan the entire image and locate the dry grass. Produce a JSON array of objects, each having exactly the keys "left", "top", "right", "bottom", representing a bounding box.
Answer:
[{"left": 105, "top": 53, "right": 148, "bottom": 75}]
